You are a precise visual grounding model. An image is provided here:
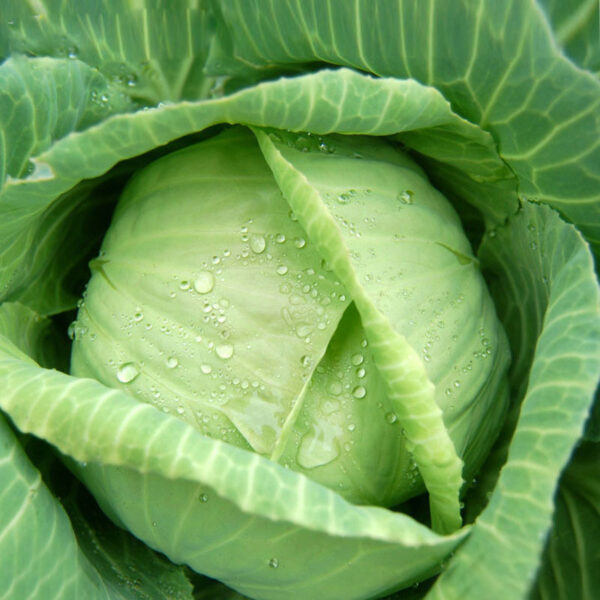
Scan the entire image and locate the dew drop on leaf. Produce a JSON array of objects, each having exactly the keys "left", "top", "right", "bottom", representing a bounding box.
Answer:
[
  {"left": 351, "top": 353, "right": 364, "bottom": 366},
  {"left": 352, "top": 386, "right": 367, "bottom": 399},
  {"left": 215, "top": 344, "right": 234, "bottom": 359},
  {"left": 385, "top": 412, "right": 398, "bottom": 424},
  {"left": 397, "top": 190, "right": 414, "bottom": 204},
  {"left": 194, "top": 271, "right": 215, "bottom": 294},
  {"left": 328, "top": 381, "right": 342, "bottom": 395},
  {"left": 295, "top": 323, "right": 314, "bottom": 338},
  {"left": 249, "top": 234, "right": 266, "bottom": 254},
  {"left": 117, "top": 362, "right": 140, "bottom": 383}
]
